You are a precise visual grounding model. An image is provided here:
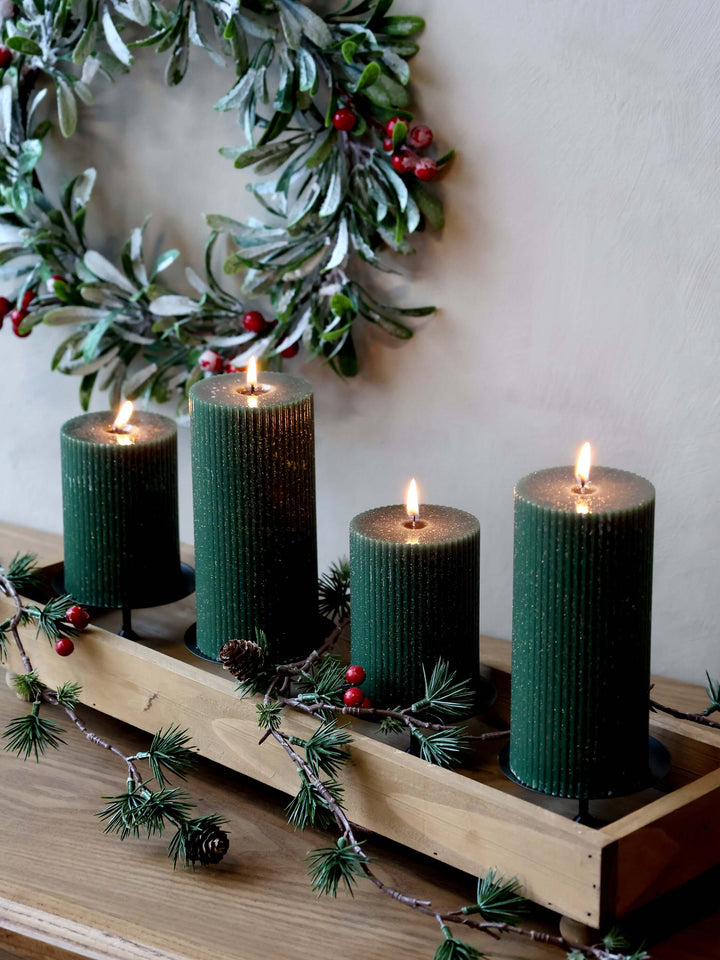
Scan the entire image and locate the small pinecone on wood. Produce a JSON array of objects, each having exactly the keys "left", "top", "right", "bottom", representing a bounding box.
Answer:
[
  {"left": 186, "top": 822, "right": 230, "bottom": 866},
  {"left": 218, "top": 638, "right": 264, "bottom": 680}
]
